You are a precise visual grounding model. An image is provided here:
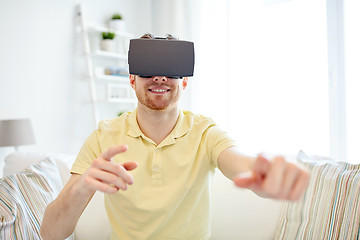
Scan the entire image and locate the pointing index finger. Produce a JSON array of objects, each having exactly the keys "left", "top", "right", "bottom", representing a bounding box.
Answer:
[
  {"left": 253, "top": 154, "right": 271, "bottom": 177},
  {"left": 101, "top": 145, "right": 128, "bottom": 161}
]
